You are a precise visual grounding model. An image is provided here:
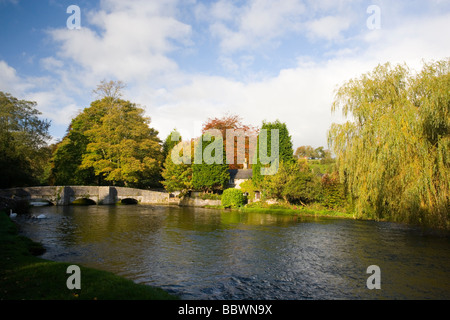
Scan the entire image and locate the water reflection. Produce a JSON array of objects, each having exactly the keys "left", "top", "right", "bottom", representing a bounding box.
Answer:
[{"left": 15, "top": 205, "right": 450, "bottom": 300}]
